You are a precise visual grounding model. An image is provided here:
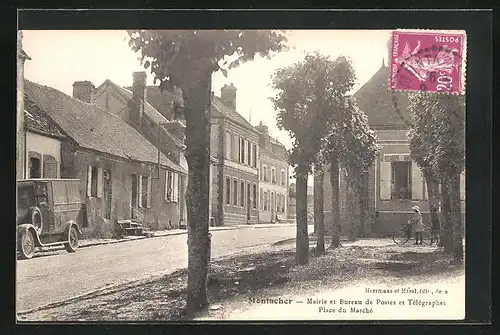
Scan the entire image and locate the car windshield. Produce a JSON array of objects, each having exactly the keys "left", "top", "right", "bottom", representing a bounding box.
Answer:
[{"left": 18, "top": 184, "right": 36, "bottom": 210}]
